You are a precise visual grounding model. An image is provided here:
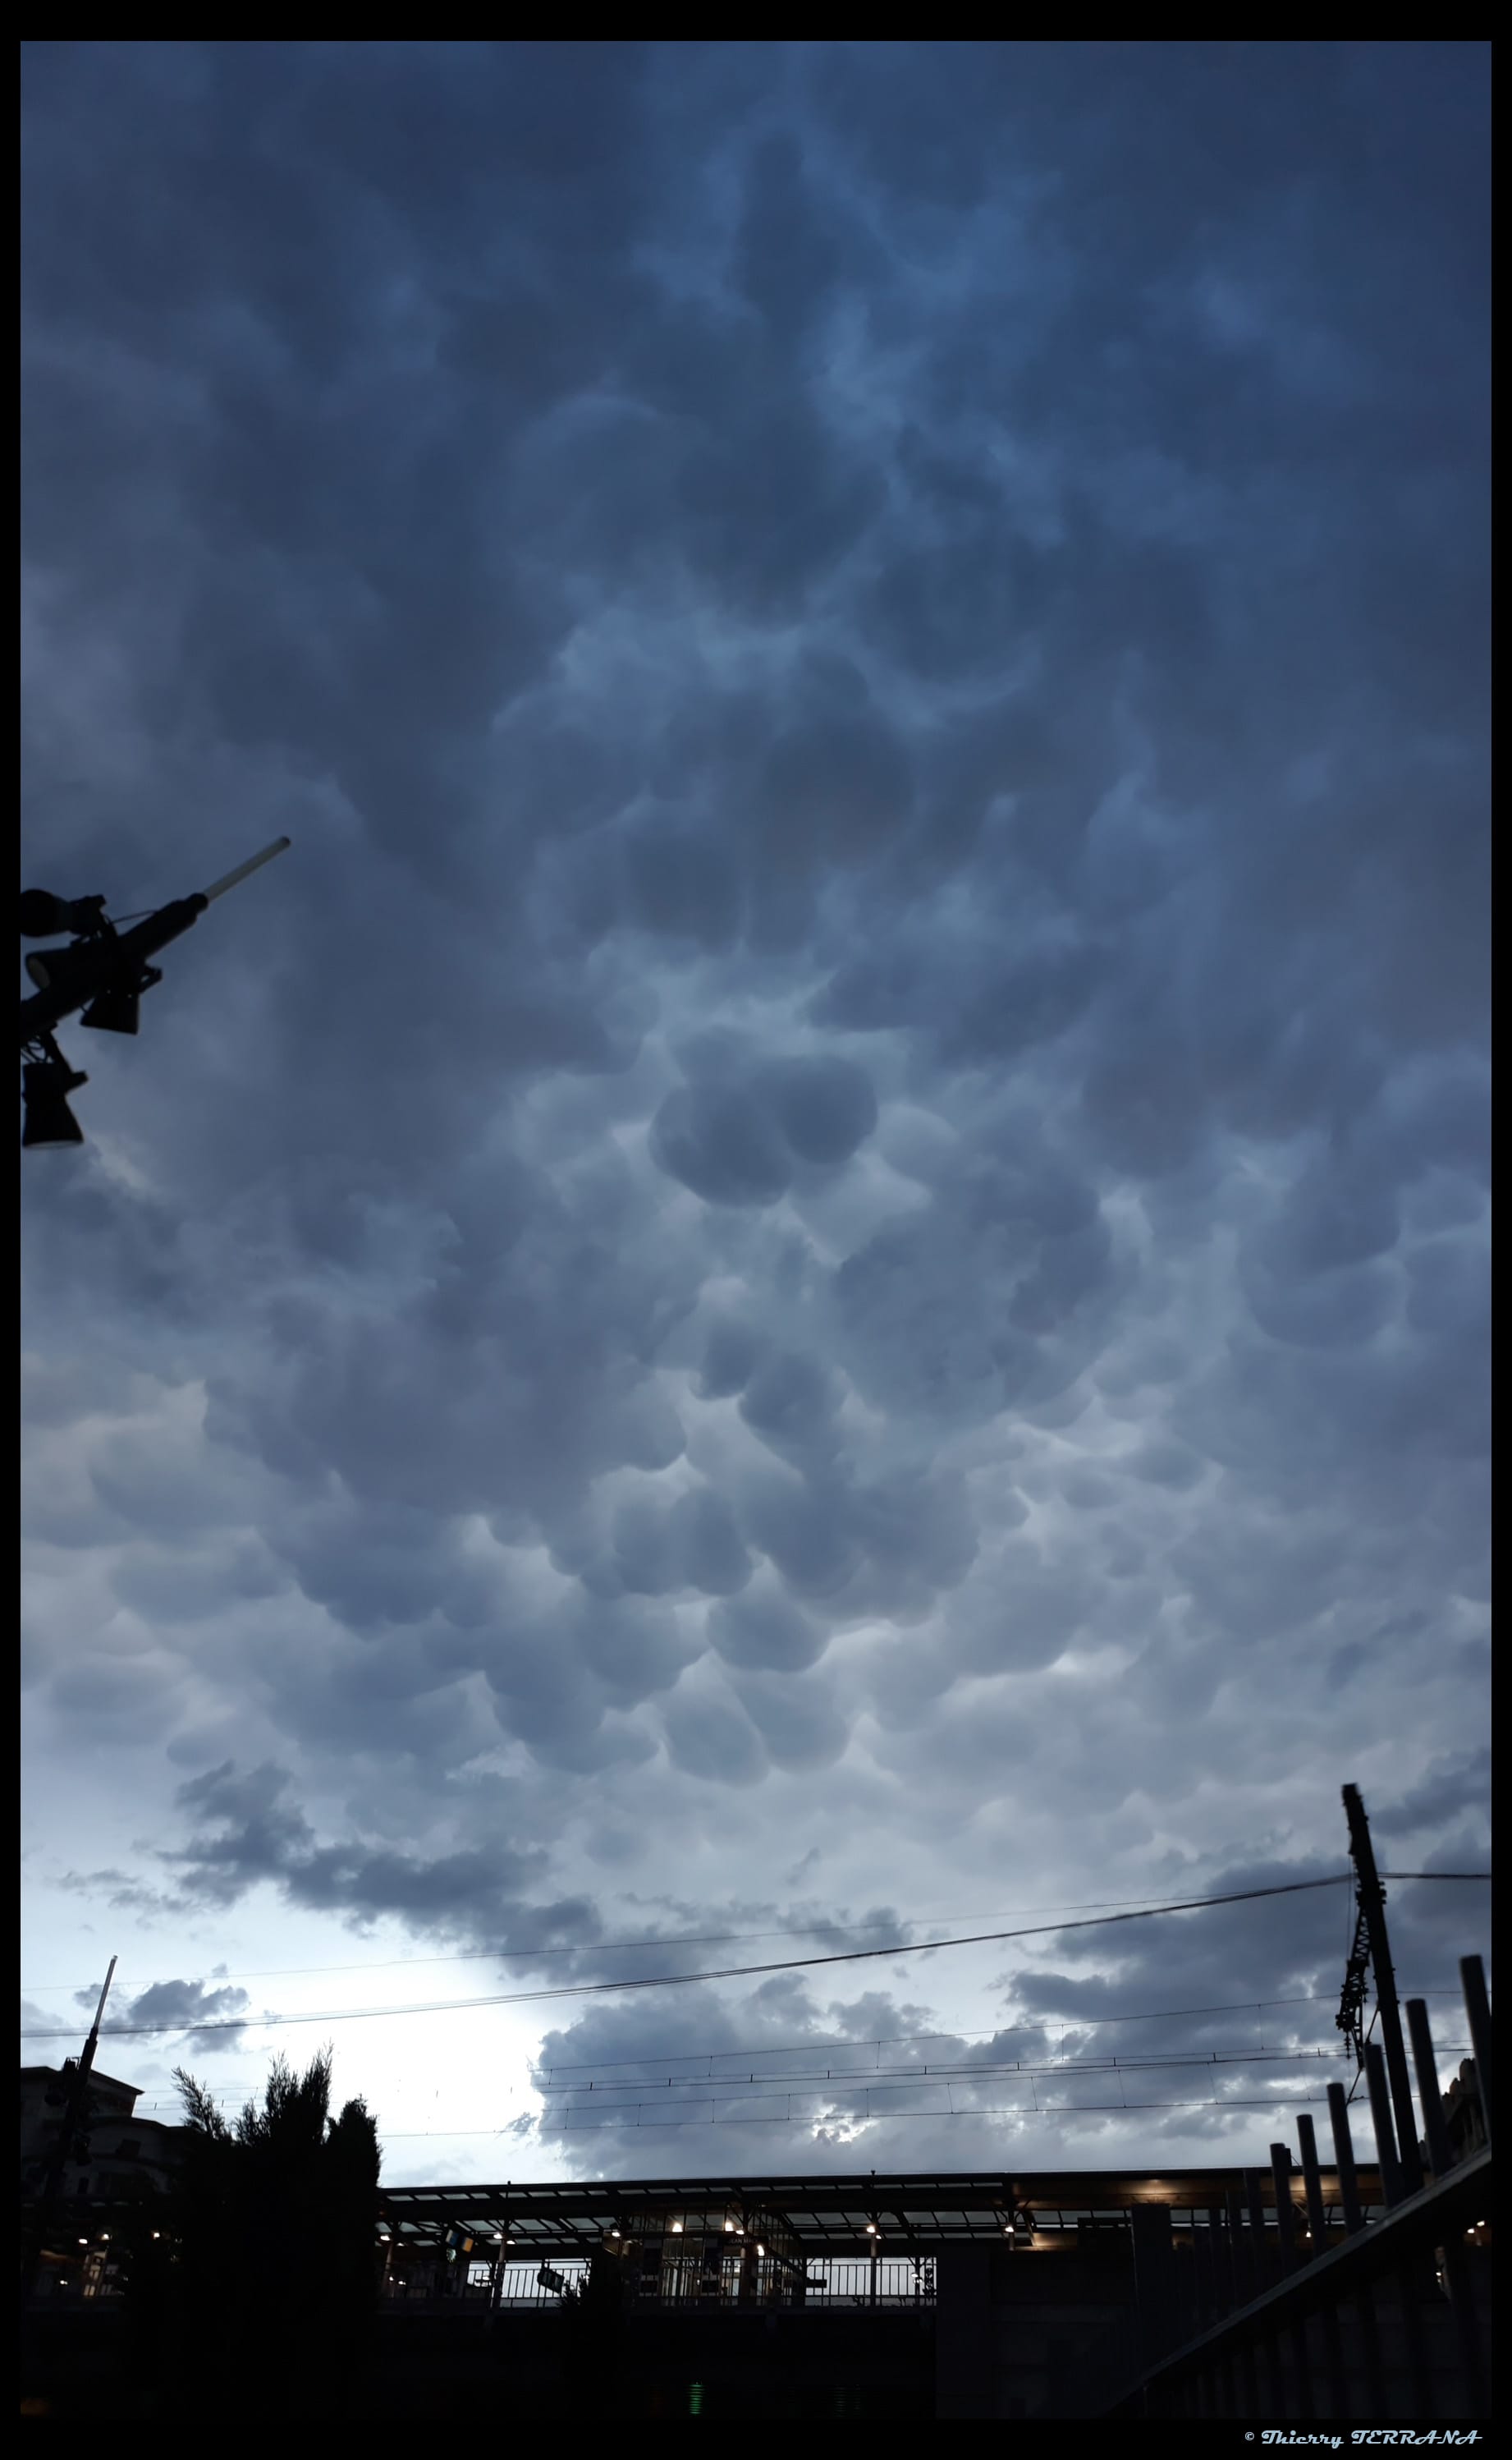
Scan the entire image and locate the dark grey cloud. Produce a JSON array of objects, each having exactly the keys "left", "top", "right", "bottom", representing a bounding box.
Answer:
[
  {"left": 1376, "top": 1746, "right": 1491, "bottom": 1843},
  {"left": 113, "top": 1976, "right": 252, "bottom": 2056},
  {"left": 649, "top": 1053, "right": 878, "bottom": 1209},
  {"left": 158, "top": 1760, "right": 603, "bottom": 1959},
  {"left": 725, "top": 1667, "right": 849, "bottom": 1774},
  {"left": 512, "top": 1788, "right": 1490, "bottom": 2173},
  {"left": 21, "top": 41, "right": 1487, "bottom": 2175},
  {"left": 832, "top": 1134, "right": 1124, "bottom": 1427},
  {"left": 708, "top": 1581, "right": 825, "bottom": 1674}
]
